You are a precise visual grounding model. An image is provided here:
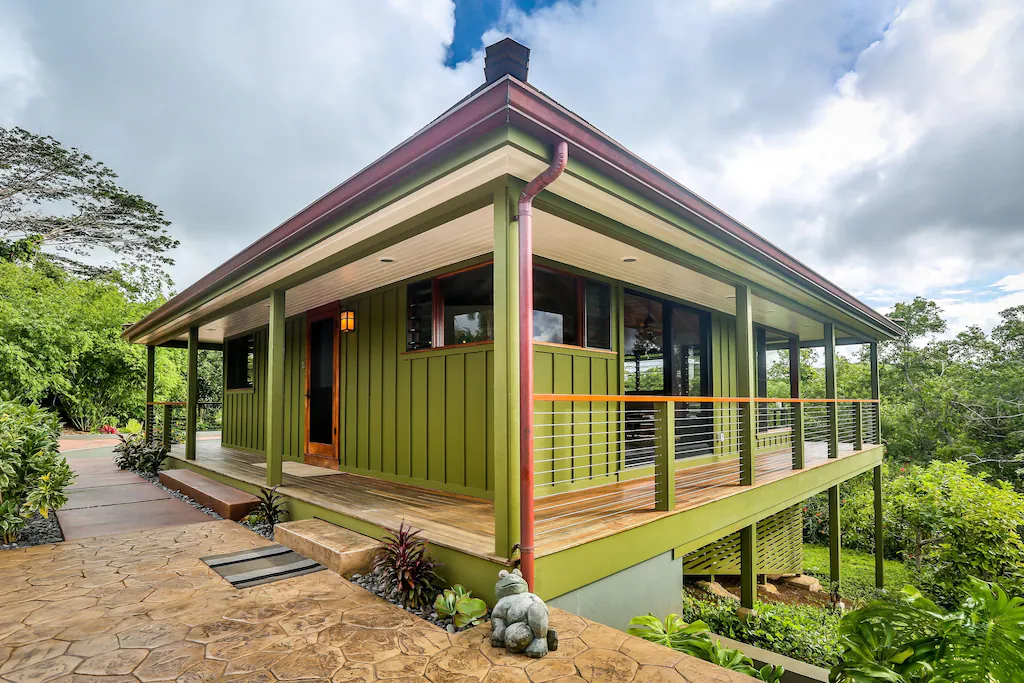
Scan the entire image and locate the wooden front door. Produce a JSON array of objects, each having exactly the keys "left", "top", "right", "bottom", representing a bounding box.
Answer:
[{"left": 304, "top": 304, "right": 340, "bottom": 469}]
